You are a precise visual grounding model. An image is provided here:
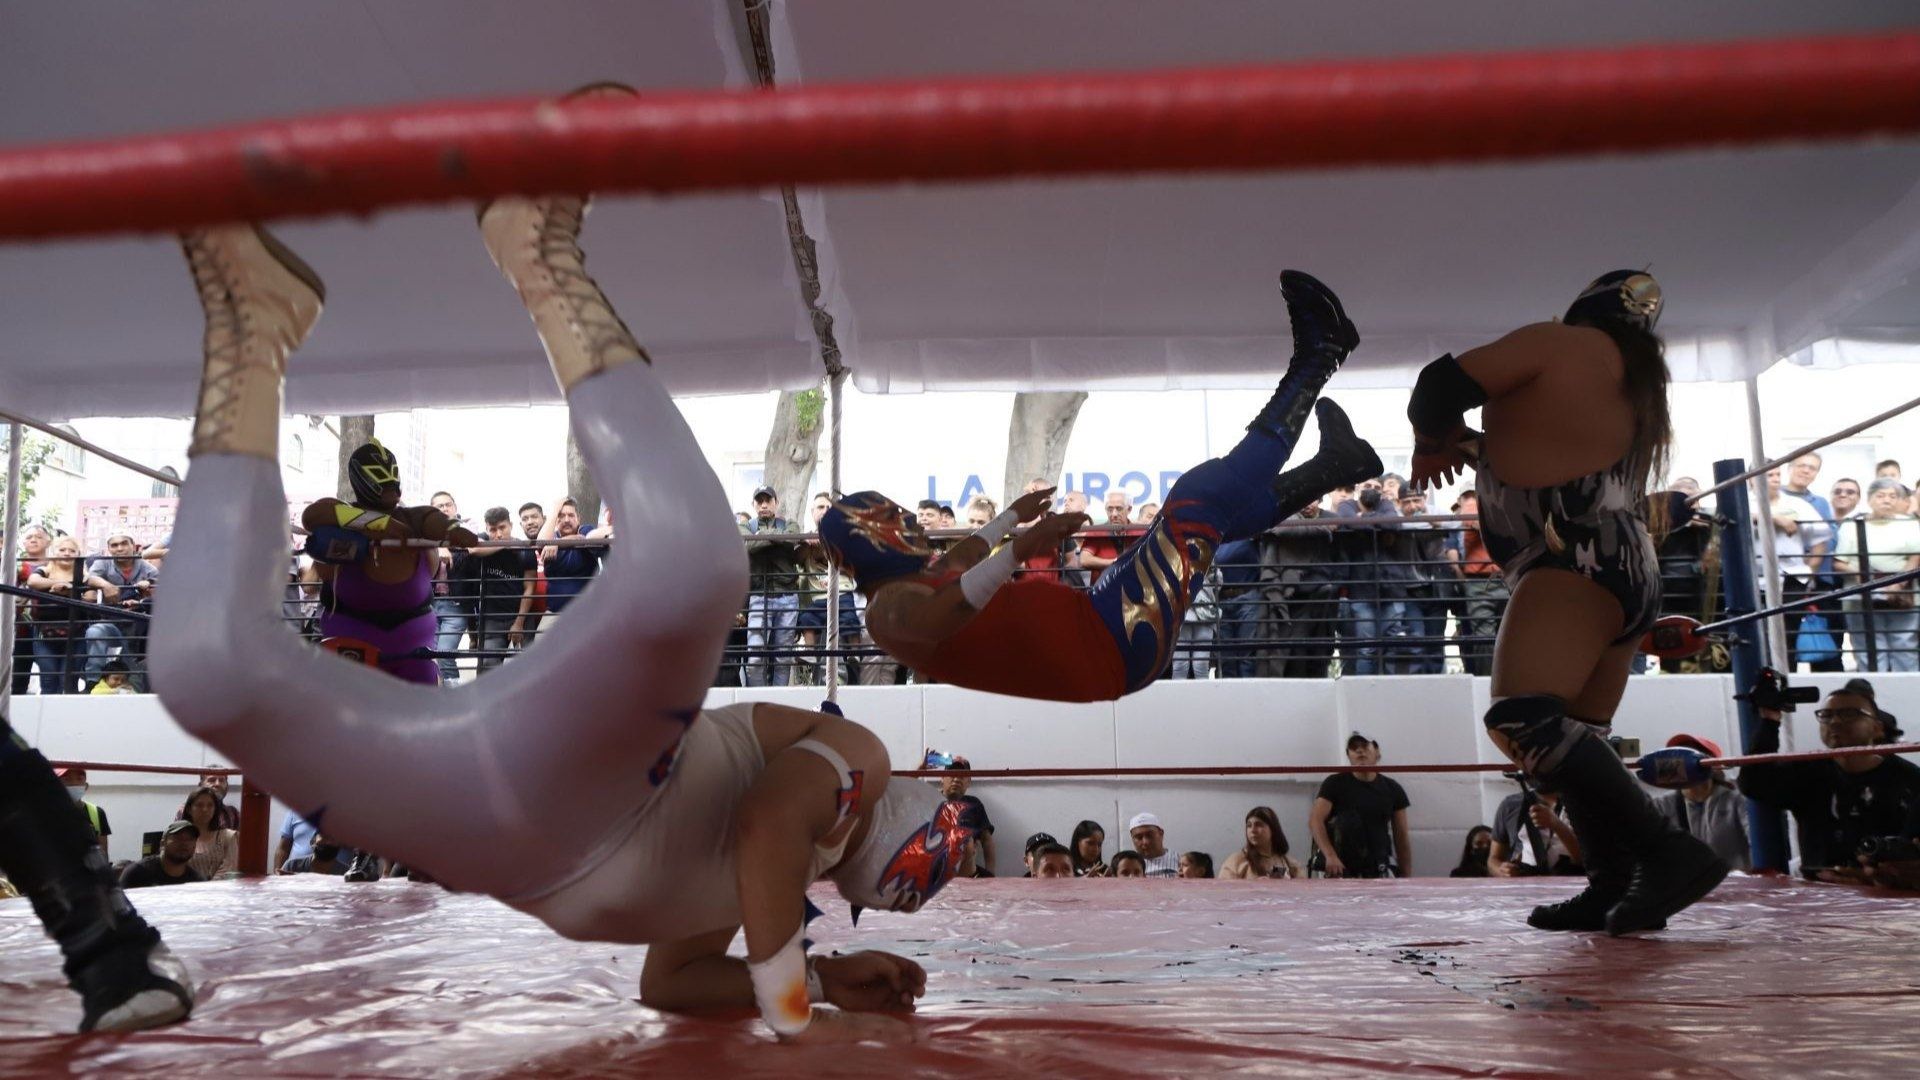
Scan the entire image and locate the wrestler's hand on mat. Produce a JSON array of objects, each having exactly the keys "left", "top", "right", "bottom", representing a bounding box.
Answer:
[
  {"left": 1409, "top": 424, "right": 1479, "bottom": 492},
  {"left": 1864, "top": 858, "right": 1920, "bottom": 892},
  {"left": 785, "top": 1007, "right": 917, "bottom": 1046},
  {"left": 816, "top": 950, "right": 927, "bottom": 1013},
  {"left": 1009, "top": 485, "right": 1057, "bottom": 524},
  {"left": 1012, "top": 513, "right": 1089, "bottom": 562},
  {"left": 1815, "top": 865, "right": 1873, "bottom": 886}
]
